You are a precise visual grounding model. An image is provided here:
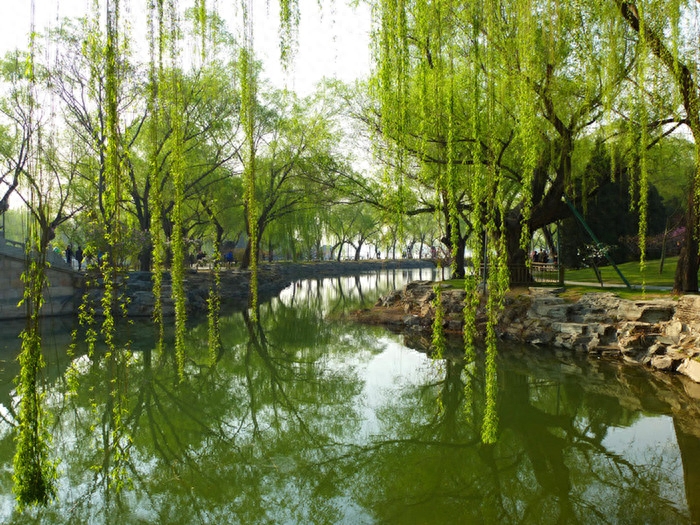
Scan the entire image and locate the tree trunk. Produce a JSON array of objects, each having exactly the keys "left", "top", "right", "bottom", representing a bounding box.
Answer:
[
  {"left": 452, "top": 235, "right": 466, "bottom": 279},
  {"left": 336, "top": 242, "right": 344, "bottom": 261},
  {"left": 138, "top": 243, "right": 152, "bottom": 272},
  {"left": 505, "top": 210, "right": 535, "bottom": 285},
  {"left": 441, "top": 224, "right": 466, "bottom": 278},
  {"left": 354, "top": 240, "right": 364, "bottom": 261},
  {"left": 541, "top": 225, "right": 557, "bottom": 260},
  {"left": 674, "top": 182, "right": 699, "bottom": 293},
  {"left": 674, "top": 230, "right": 699, "bottom": 293}
]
